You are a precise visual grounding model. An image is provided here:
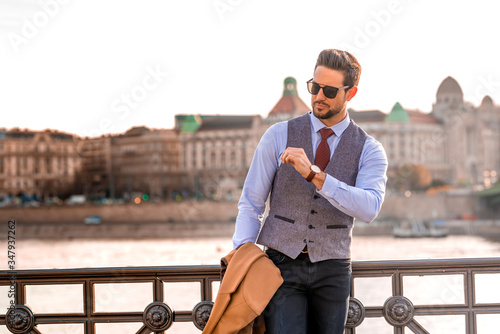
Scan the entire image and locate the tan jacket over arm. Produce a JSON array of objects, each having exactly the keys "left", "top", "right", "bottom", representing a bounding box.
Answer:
[{"left": 202, "top": 242, "right": 283, "bottom": 334}]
